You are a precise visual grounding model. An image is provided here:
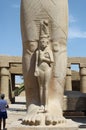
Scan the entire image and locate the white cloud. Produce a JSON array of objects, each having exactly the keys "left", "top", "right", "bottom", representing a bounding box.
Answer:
[
  {"left": 68, "top": 27, "right": 86, "bottom": 39},
  {"left": 69, "top": 14, "right": 77, "bottom": 23},
  {"left": 68, "top": 14, "right": 86, "bottom": 39}
]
